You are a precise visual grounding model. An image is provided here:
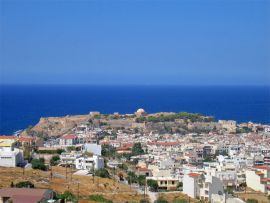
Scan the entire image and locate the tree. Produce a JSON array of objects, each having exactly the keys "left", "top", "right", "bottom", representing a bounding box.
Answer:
[
  {"left": 203, "top": 156, "right": 214, "bottom": 162},
  {"left": 131, "top": 143, "right": 144, "bottom": 156},
  {"left": 177, "top": 182, "right": 183, "bottom": 190},
  {"left": 101, "top": 144, "right": 116, "bottom": 157},
  {"left": 50, "top": 155, "right": 60, "bottom": 166},
  {"left": 95, "top": 168, "right": 110, "bottom": 178},
  {"left": 127, "top": 171, "right": 137, "bottom": 184},
  {"left": 118, "top": 163, "right": 128, "bottom": 171},
  {"left": 239, "top": 182, "right": 247, "bottom": 193},
  {"left": 147, "top": 179, "right": 158, "bottom": 192},
  {"left": 137, "top": 175, "right": 146, "bottom": 186},
  {"left": 31, "top": 158, "right": 46, "bottom": 171},
  {"left": 225, "top": 186, "right": 234, "bottom": 195},
  {"left": 56, "top": 148, "right": 65, "bottom": 154},
  {"left": 15, "top": 181, "right": 34, "bottom": 188},
  {"left": 23, "top": 142, "right": 31, "bottom": 161}
]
